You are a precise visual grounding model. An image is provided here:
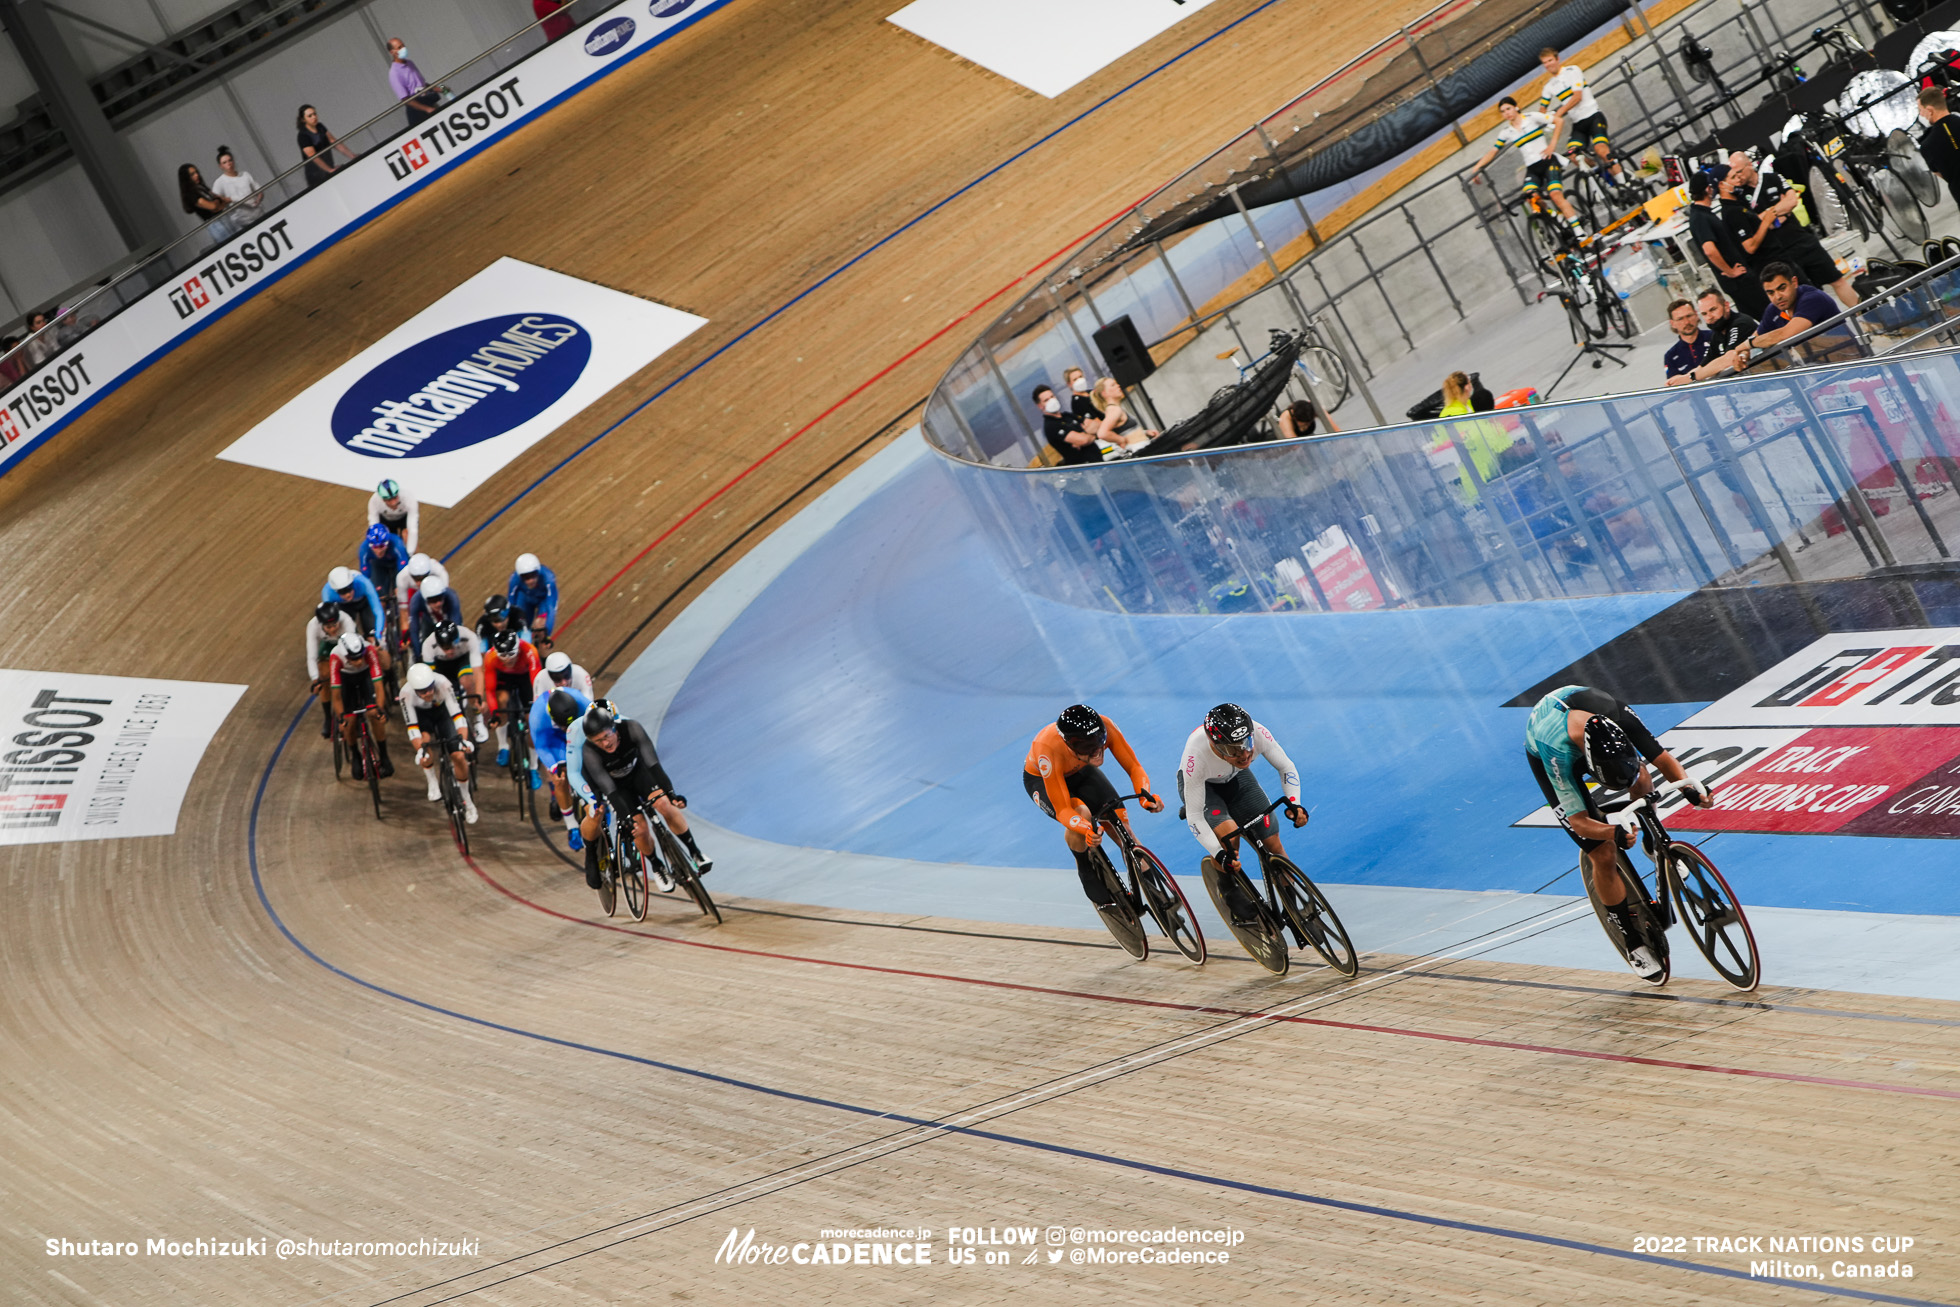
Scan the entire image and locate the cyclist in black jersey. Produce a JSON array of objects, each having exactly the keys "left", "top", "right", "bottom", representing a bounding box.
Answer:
[{"left": 577, "top": 702, "right": 710, "bottom": 890}]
